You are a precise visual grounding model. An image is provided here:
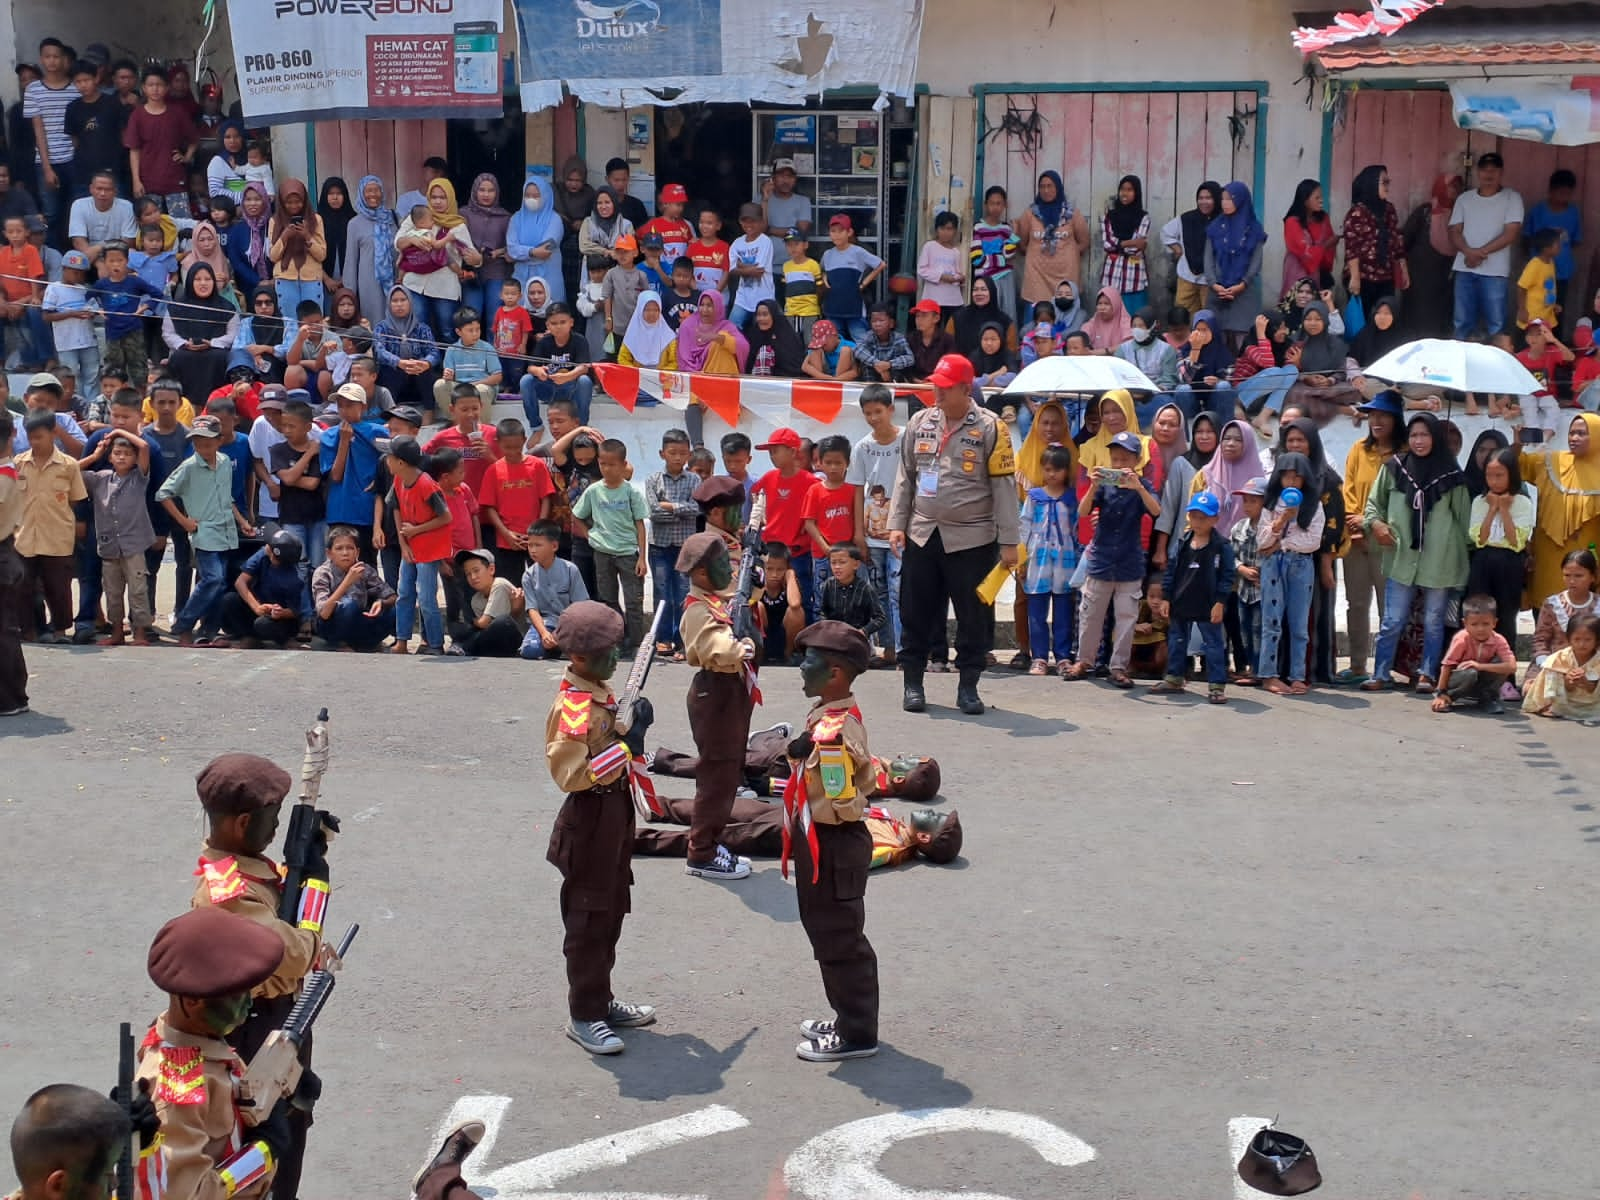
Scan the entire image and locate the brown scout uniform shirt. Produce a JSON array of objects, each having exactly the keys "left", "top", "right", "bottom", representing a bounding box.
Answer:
[
  {"left": 887, "top": 402, "right": 1020, "bottom": 552},
  {"left": 545, "top": 668, "right": 629, "bottom": 793},
  {"left": 135, "top": 1017, "right": 273, "bottom": 1200},
  {"left": 682, "top": 584, "right": 748, "bottom": 672},
  {"left": 191, "top": 847, "right": 319, "bottom": 1001},
  {"left": 800, "top": 693, "right": 875, "bottom": 826}
]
